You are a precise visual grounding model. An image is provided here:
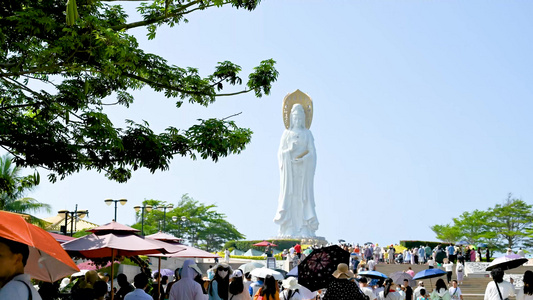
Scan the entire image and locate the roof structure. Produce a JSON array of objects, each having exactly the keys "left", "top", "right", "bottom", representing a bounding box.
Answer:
[{"left": 44, "top": 213, "right": 99, "bottom": 234}]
